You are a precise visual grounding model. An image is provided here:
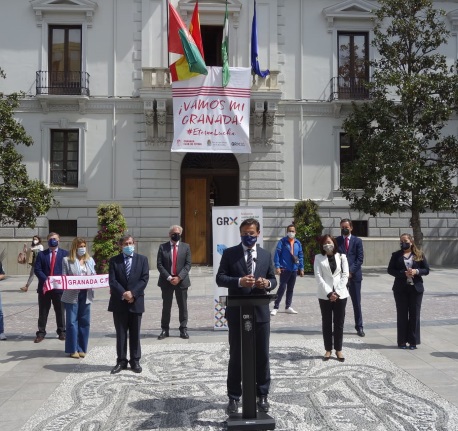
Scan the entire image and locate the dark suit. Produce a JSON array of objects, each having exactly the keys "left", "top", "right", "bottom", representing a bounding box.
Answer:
[
  {"left": 108, "top": 252, "right": 149, "bottom": 365},
  {"left": 157, "top": 241, "right": 191, "bottom": 330},
  {"left": 388, "top": 250, "right": 429, "bottom": 346},
  {"left": 216, "top": 243, "right": 277, "bottom": 400},
  {"left": 34, "top": 248, "right": 69, "bottom": 337},
  {"left": 337, "top": 235, "right": 364, "bottom": 331}
]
